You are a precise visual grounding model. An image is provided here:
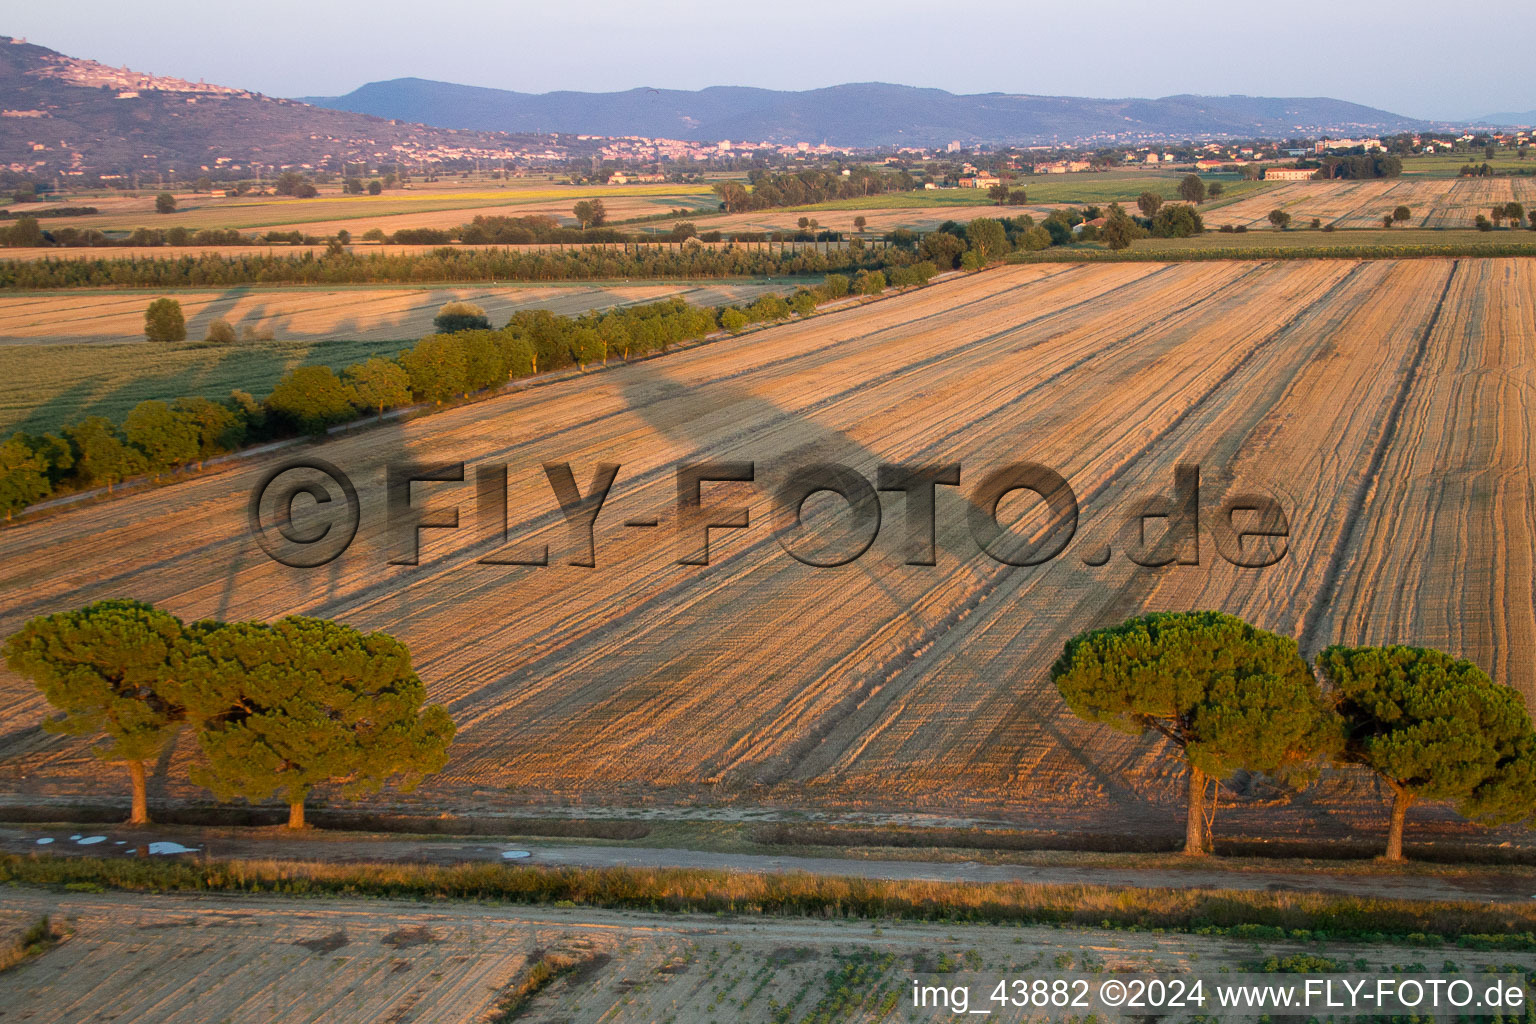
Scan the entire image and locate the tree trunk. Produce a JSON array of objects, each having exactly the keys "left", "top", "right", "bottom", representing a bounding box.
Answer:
[
  {"left": 1184, "top": 764, "right": 1209, "bottom": 856},
  {"left": 1384, "top": 785, "right": 1414, "bottom": 861},
  {"left": 127, "top": 761, "right": 149, "bottom": 825},
  {"left": 288, "top": 800, "right": 306, "bottom": 830}
]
